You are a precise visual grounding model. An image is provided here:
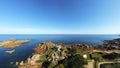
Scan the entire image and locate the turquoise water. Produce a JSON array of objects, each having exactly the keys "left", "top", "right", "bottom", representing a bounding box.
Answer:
[{"left": 0, "top": 34, "right": 119, "bottom": 68}]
